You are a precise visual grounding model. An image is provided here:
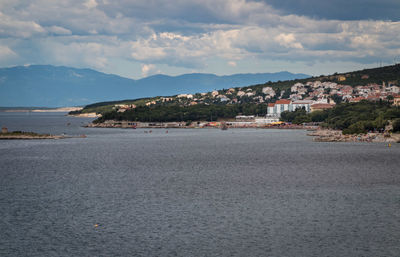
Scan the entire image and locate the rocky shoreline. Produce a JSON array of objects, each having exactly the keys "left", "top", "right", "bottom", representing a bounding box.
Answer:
[
  {"left": 0, "top": 134, "right": 67, "bottom": 140},
  {"left": 308, "top": 129, "right": 400, "bottom": 143},
  {"left": 68, "top": 112, "right": 100, "bottom": 118},
  {"left": 85, "top": 121, "right": 186, "bottom": 128},
  {"left": 82, "top": 120, "right": 400, "bottom": 143},
  {"left": 0, "top": 130, "right": 87, "bottom": 140},
  {"left": 85, "top": 120, "right": 319, "bottom": 129}
]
